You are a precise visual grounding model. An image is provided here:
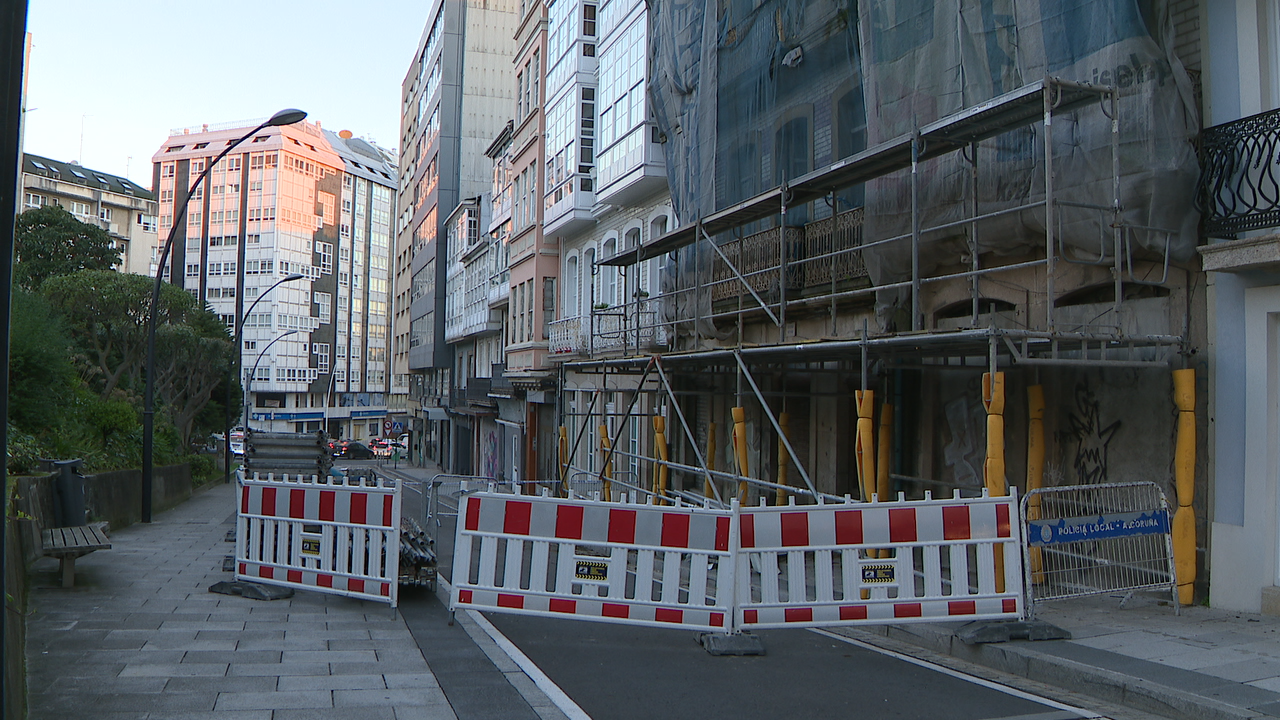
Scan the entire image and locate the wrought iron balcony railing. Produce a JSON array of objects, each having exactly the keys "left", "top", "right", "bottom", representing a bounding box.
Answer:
[{"left": 1199, "top": 107, "right": 1280, "bottom": 237}]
